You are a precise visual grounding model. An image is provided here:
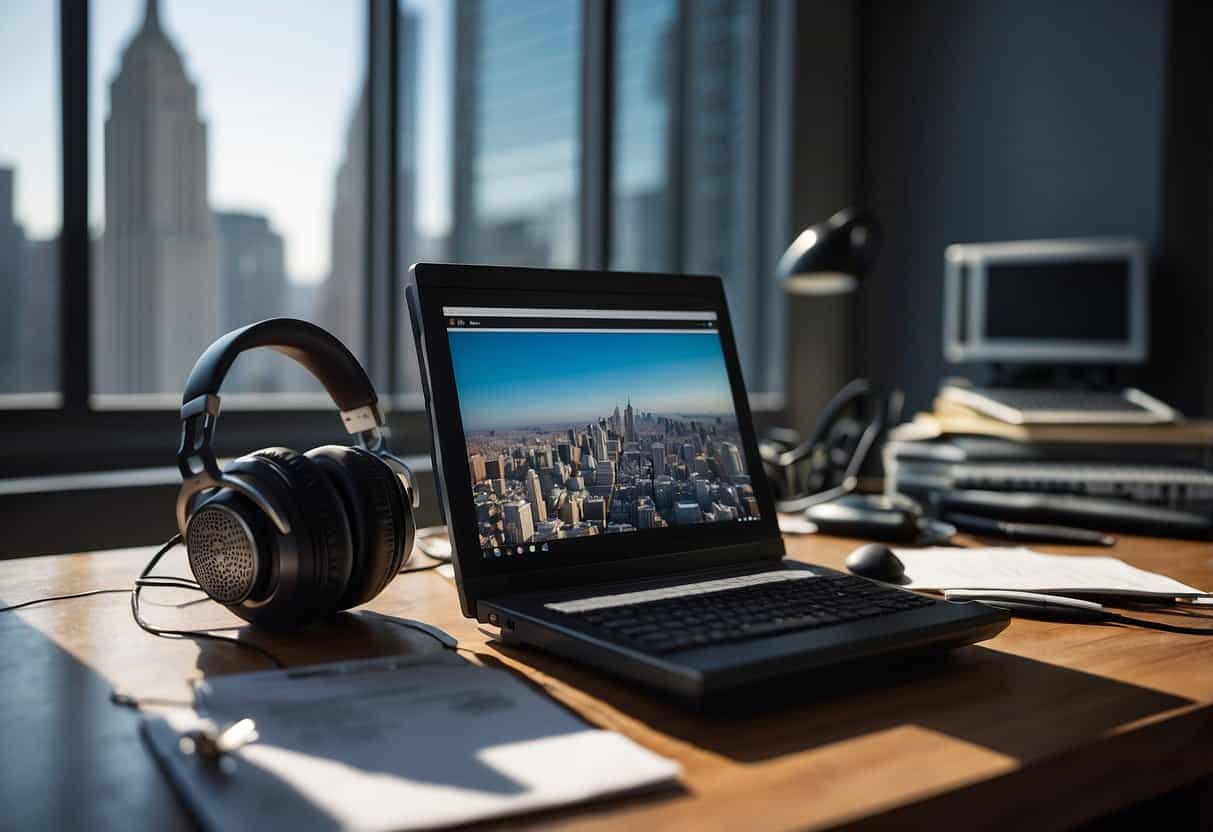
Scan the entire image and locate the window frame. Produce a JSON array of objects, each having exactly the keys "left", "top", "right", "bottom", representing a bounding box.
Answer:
[{"left": 0, "top": 0, "right": 791, "bottom": 478}]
